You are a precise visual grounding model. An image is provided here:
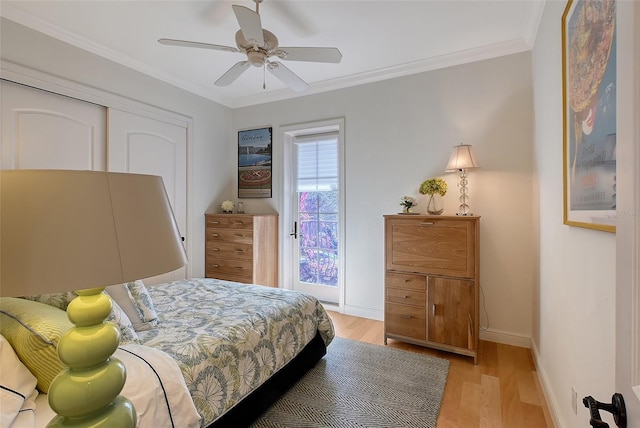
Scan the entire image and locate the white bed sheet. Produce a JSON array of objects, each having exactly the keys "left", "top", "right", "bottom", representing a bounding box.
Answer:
[{"left": 33, "top": 344, "right": 201, "bottom": 428}]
